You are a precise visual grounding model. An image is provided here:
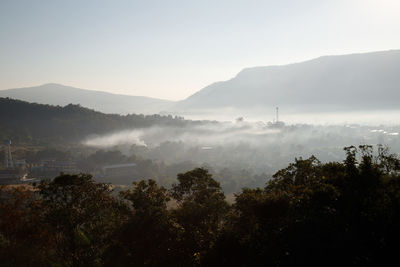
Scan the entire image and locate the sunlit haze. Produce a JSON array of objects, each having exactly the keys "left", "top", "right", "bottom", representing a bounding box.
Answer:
[
  {"left": 1, "top": 0, "right": 399, "bottom": 100},
  {"left": 2, "top": 1, "right": 400, "bottom": 264}
]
